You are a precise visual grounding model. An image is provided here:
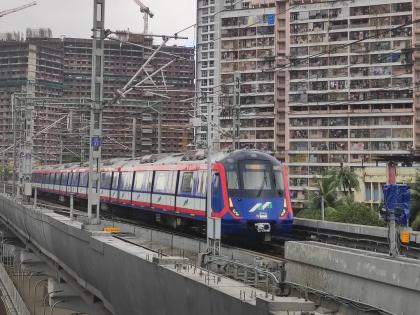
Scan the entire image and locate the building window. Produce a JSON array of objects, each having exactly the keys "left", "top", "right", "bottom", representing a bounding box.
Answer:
[{"left": 365, "top": 183, "right": 371, "bottom": 201}]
